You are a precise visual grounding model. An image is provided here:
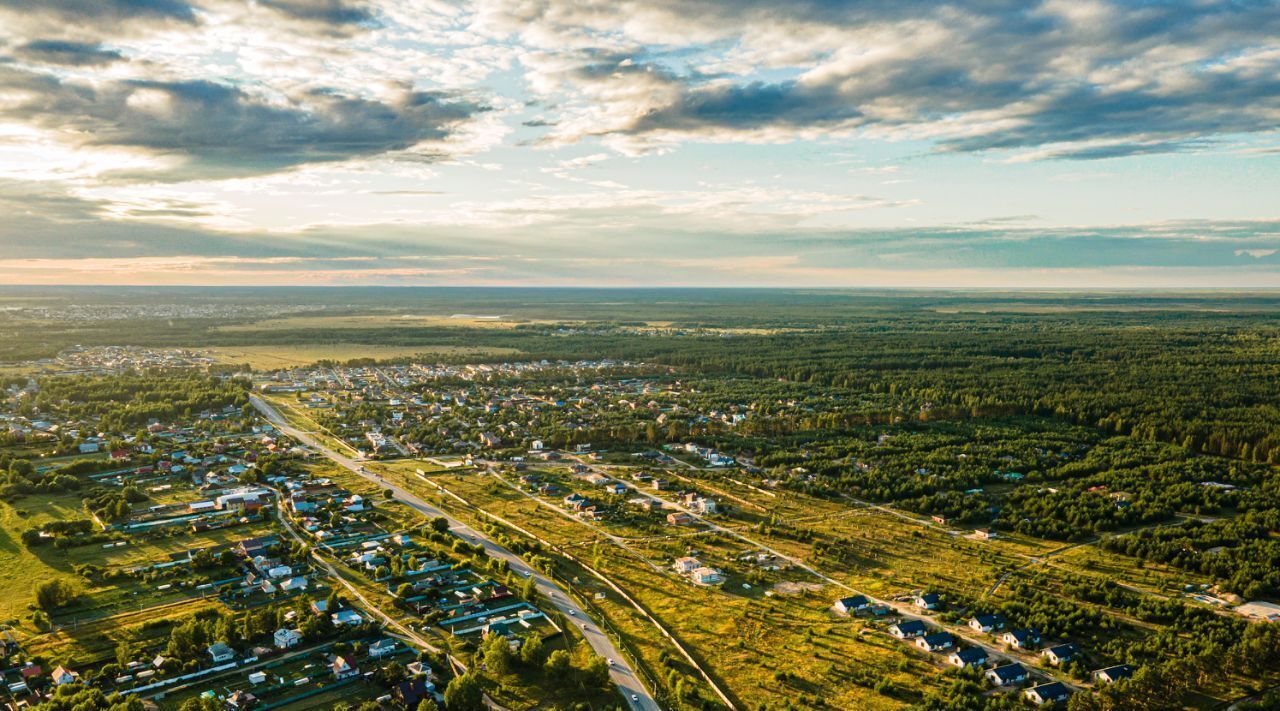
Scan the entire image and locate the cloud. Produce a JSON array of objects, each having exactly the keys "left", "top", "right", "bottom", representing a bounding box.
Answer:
[
  {"left": 0, "top": 0, "right": 198, "bottom": 36},
  {"left": 1236, "top": 249, "right": 1277, "bottom": 259},
  {"left": 0, "top": 67, "right": 490, "bottom": 178},
  {"left": 255, "top": 0, "right": 378, "bottom": 35},
  {"left": 493, "top": 0, "right": 1280, "bottom": 159},
  {"left": 15, "top": 40, "right": 126, "bottom": 66}
]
